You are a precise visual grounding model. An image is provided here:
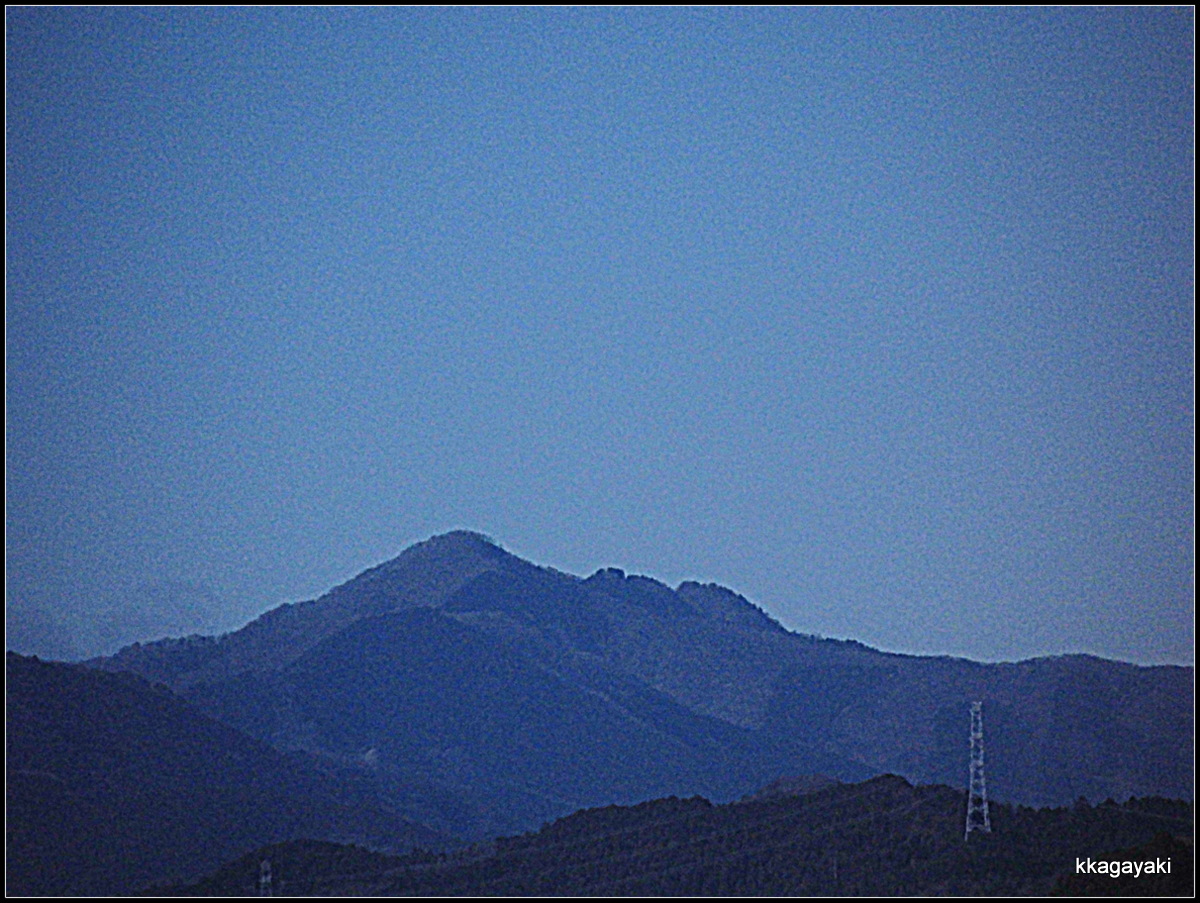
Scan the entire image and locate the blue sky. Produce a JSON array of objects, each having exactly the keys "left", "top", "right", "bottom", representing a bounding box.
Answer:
[{"left": 6, "top": 7, "right": 1193, "bottom": 664}]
